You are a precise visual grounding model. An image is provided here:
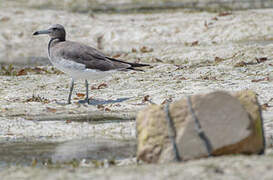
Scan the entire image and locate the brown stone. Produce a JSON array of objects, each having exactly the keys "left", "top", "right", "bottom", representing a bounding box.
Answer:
[{"left": 136, "top": 90, "right": 265, "bottom": 163}]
